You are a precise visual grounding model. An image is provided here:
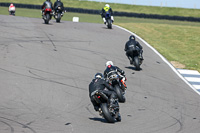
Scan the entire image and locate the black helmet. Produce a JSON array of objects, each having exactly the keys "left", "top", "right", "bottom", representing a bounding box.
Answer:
[
  {"left": 57, "top": 0, "right": 61, "bottom": 1},
  {"left": 129, "top": 35, "right": 135, "bottom": 40},
  {"left": 47, "top": 0, "right": 50, "bottom": 1},
  {"left": 95, "top": 73, "right": 103, "bottom": 79}
]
